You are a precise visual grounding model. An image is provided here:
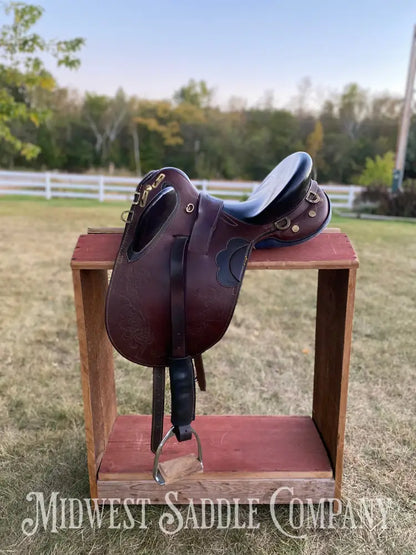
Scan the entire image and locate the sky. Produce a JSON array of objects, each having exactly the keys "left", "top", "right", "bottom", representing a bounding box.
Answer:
[{"left": 17, "top": 0, "right": 416, "bottom": 109}]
